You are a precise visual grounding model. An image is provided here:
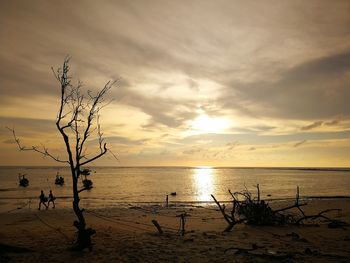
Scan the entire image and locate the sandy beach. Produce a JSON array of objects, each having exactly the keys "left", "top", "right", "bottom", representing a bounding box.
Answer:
[{"left": 1, "top": 199, "right": 349, "bottom": 262}]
